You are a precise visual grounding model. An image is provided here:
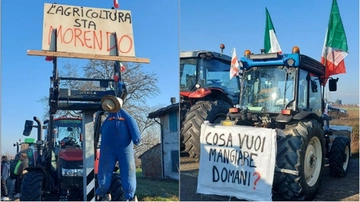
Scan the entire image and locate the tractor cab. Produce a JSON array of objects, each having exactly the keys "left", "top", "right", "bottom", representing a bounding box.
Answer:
[
  {"left": 226, "top": 46, "right": 338, "bottom": 128},
  {"left": 180, "top": 45, "right": 244, "bottom": 158},
  {"left": 47, "top": 118, "right": 83, "bottom": 151},
  {"left": 180, "top": 50, "right": 240, "bottom": 106}
]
